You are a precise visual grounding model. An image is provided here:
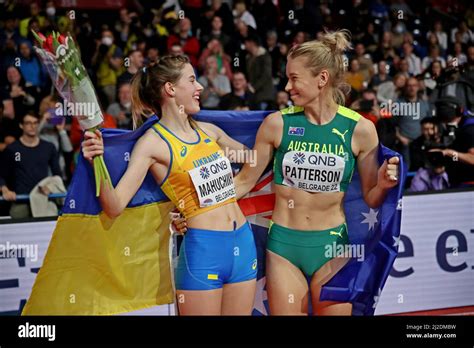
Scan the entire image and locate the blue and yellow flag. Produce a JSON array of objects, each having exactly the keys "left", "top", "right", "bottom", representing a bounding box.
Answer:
[
  {"left": 22, "top": 110, "right": 405, "bottom": 316},
  {"left": 22, "top": 116, "right": 174, "bottom": 315}
]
